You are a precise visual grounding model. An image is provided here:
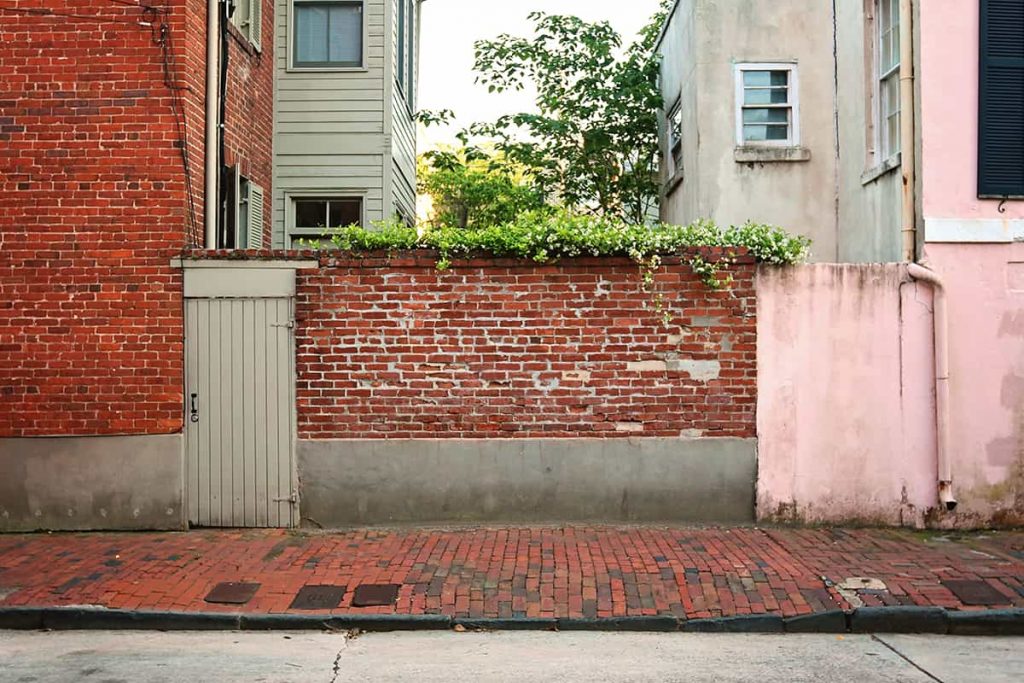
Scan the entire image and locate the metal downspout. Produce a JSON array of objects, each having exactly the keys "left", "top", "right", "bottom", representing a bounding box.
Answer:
[
  {"left": 204, "top": 0, "right": 220, "bottom": 249},
  {"left": 900, "top": 0, "right": 916, "bottom": 261},
  {"left": 907, "top": 264, "right": 956, "bottom": 511}
]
